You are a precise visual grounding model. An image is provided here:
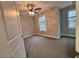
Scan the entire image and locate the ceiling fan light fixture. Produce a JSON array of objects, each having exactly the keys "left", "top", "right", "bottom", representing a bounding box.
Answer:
[
  {"left": 28, "top": 5, "right": 32, "bottom": 10},
  {"left": 29, "top": 11, "right": 34, "bottom": 15},
  {"left": 27, "top": 3, "right": 34, "bottom": 10},
  {"left": 26, "top": 3, "right": 41, "bottom": 15}
]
